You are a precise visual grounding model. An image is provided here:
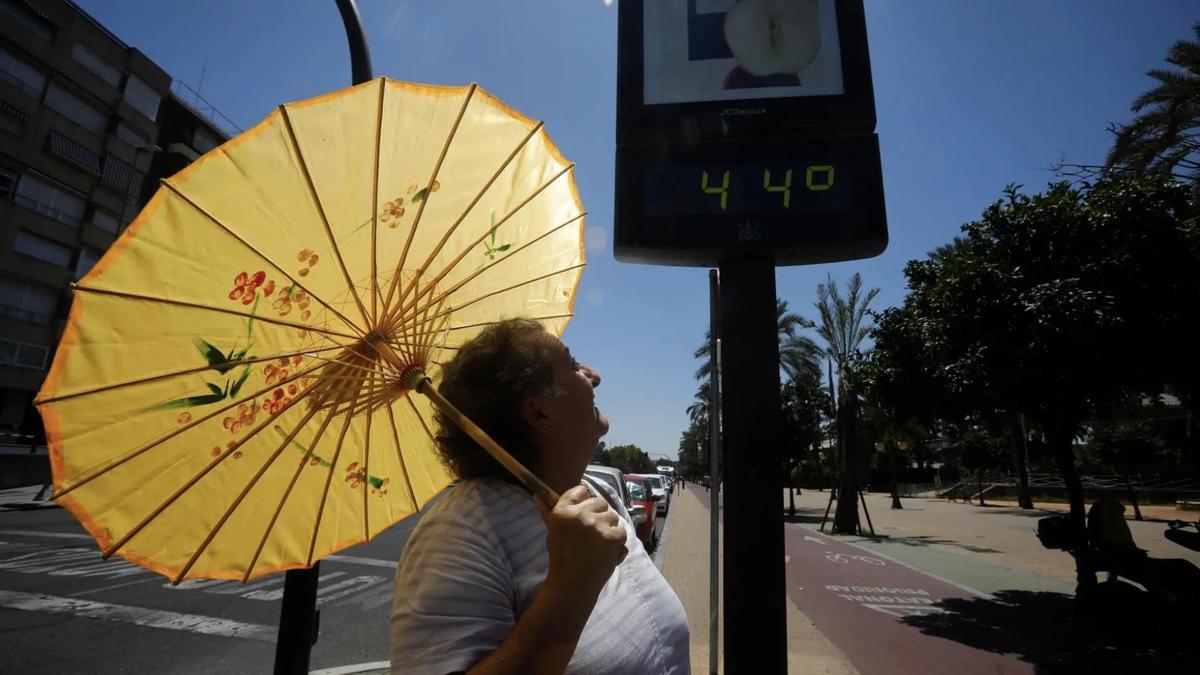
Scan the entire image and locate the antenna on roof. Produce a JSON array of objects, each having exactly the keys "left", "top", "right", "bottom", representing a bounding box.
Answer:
[{"left": 196, "top": 60, "right": 206, "bottom": 106}]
